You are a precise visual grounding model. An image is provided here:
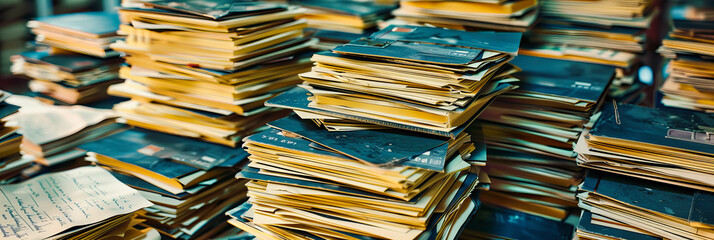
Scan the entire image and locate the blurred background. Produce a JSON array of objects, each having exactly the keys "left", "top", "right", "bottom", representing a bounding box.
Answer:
[{"left": 0, "top": 0, "right": 672, "bottom": 107}]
